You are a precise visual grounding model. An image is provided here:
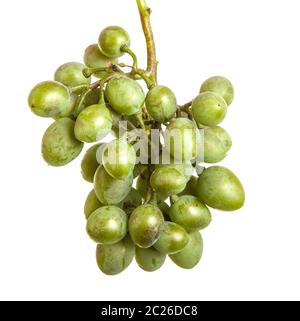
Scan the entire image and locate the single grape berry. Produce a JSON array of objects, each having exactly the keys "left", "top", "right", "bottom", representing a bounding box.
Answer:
[
  {"left": 145, "top": 86, "right": 177, "bottom": 123},
  {"left": 164, "top": 118, "right": 201, "bottom": 161},
  {"left": 96, "top": 235, "right": 135, "bottom": 275},
  {"left": 74, "top": 103, "right": 113, "bottom": 143},
  {"left": 102, "top": 139, "right": 136, "bottom": 179},
  {"left": 169, "top": 232, "right": 203, "bottom": 269},
  {"left": 122, "top": 188, "right": 143, "bottom": 215},
  {"left": 98, "top": 26, "right": 130, "bottom": 58},
  {"left": 94, "top": 166, "right": 132, "bottom": 205},
  {"left": 105, "top": 76, "right": 145, "bottom": 116},
  {"left": 200, "top": 76, "right": 234, "bottom": 106},
  {"left": 169, "top": 195, "right": 212, "bottom": 232},
  {"left": 135, "top": 247, "right": 166, "bottom": 272},
  {"left": 81, "top": 144, "right": 102, "bottom": 183},
  {"left": 84, "top": 44, "right": 118, "bottom": 78},
  {"left": 207, "top": 126, "right": 232, "bottom": 152},
  {"left": 86, "top": 206, "right": 127, "bottom": 244},
  {"left": 54, "top": 62, "right": 91, "bottom": 87},
  {"left": 178, "top": 176, "right": 198, "bottom": 196},
  {"left": 42, "top": 118, "right": 83, "bottom": 166},
  {"left": 203, "top": 128, "right": 227, "bottom": 163},
  {"left": 196, "top": 166, "right": 245, "bottom": 211},
  {"left": 84, "top": 189, "right": 104, "bottom": 220},
  {"left": 129, "top": 204, "right": 164, "bottom": 248},
  {"left": 150, "top": 167, "right": 187, "bottom": 197},
  {"left": 153, "top": 222, "right": 189, "bottom": 254},
  {"left": 28, "top": 81, "right": 71, "bottom": 118},
  {"left": 192, "top": 92, "right": 227, "bottom": 127}
]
